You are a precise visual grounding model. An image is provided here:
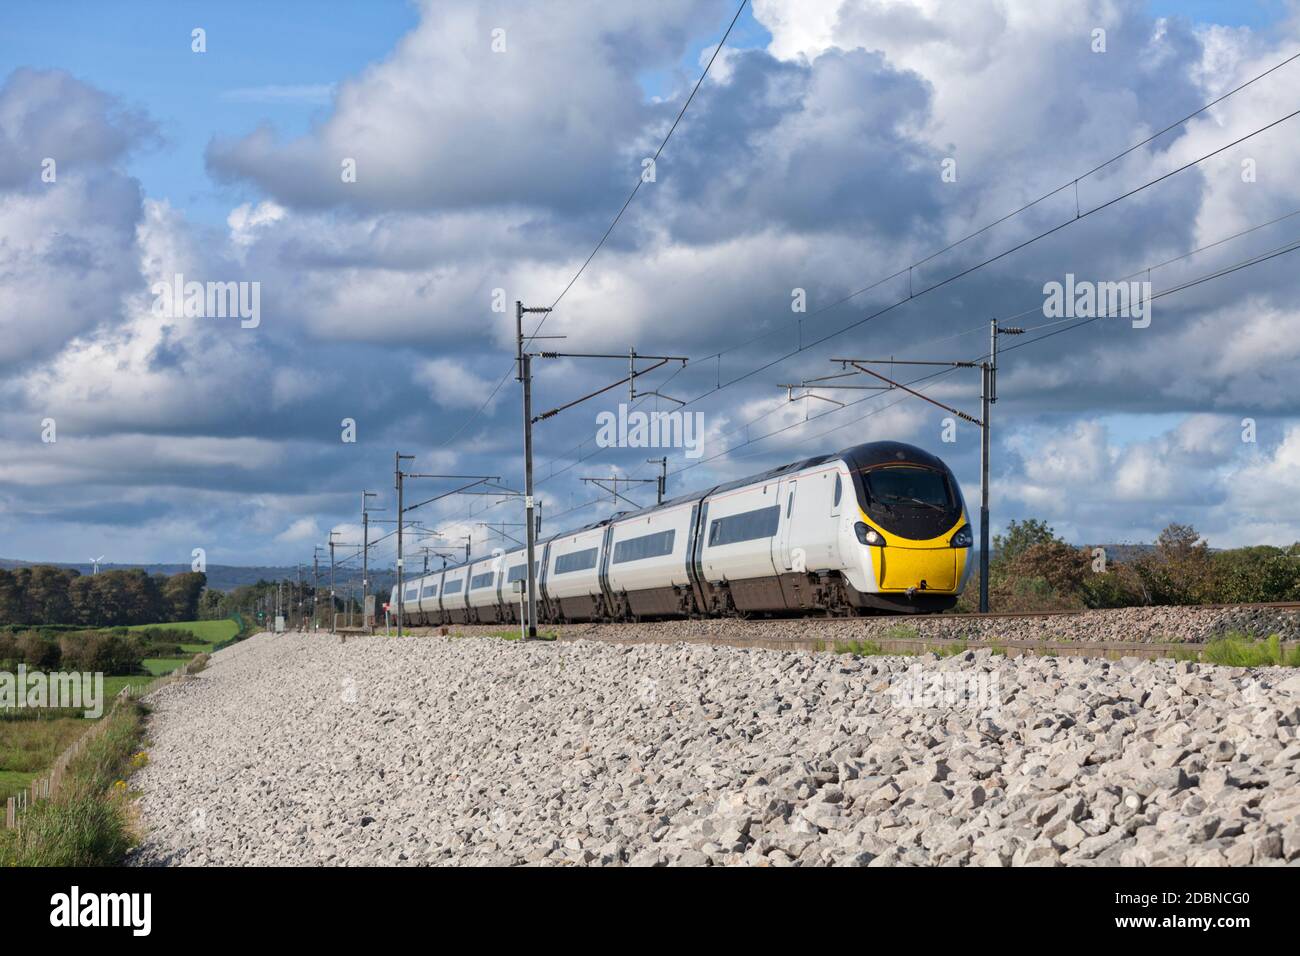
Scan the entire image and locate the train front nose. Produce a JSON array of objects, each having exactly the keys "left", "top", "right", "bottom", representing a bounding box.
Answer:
[
  {"left": 856, "top": 518, "right": 966, "bottom": 594},
  {"left": 877, "top": 544, "right": 959, "bottom": 592}
]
